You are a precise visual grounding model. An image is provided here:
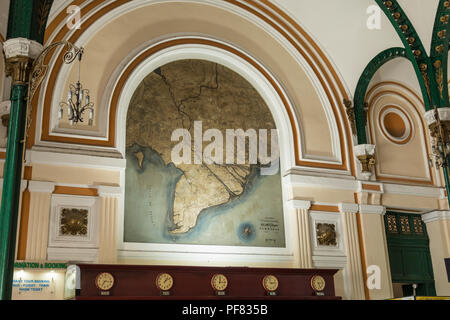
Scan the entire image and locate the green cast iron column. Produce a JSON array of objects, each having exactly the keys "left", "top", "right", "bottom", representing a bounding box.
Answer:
[
  {"left": 0, "top": 84, "right": 28, "bottom": 300},
  {"left": 0, "top": 0, "right": 53, "bottom": 300}
]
